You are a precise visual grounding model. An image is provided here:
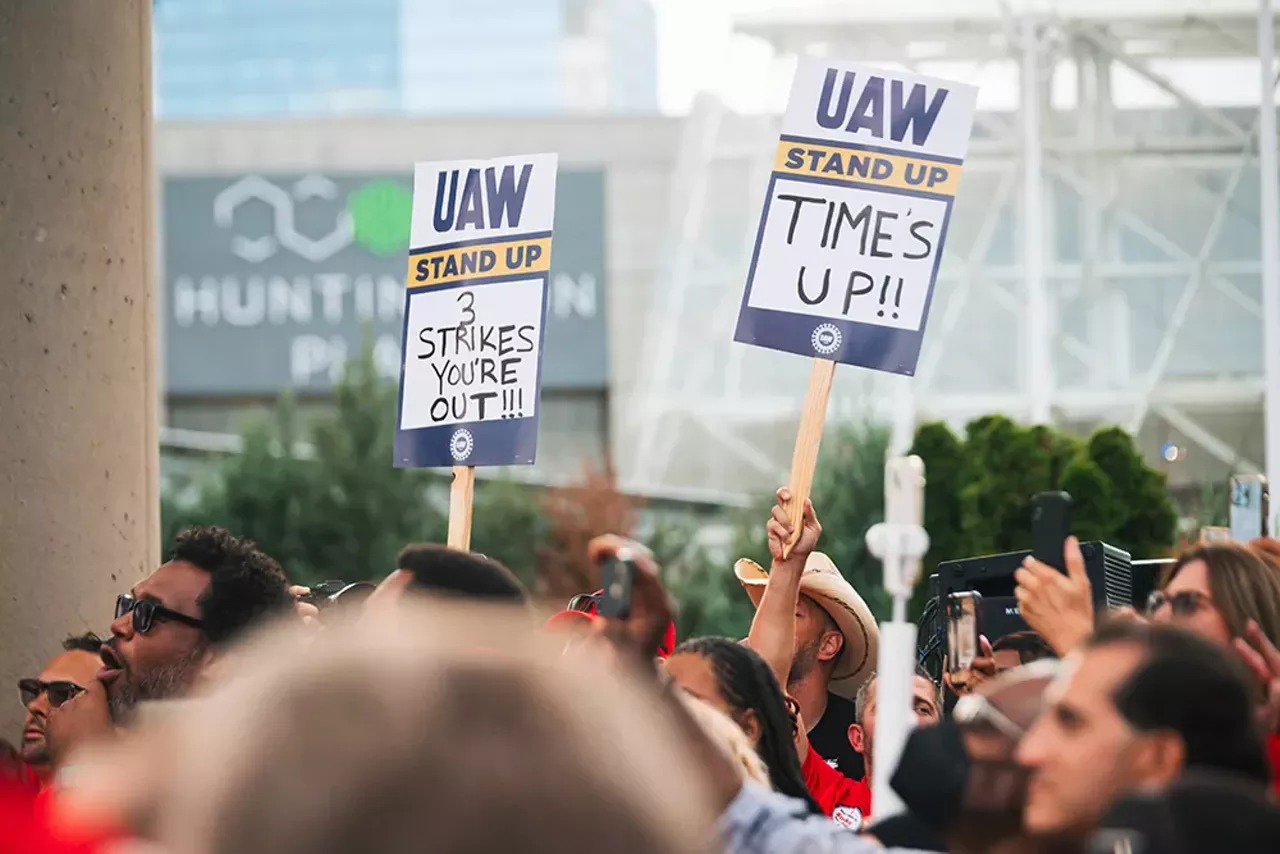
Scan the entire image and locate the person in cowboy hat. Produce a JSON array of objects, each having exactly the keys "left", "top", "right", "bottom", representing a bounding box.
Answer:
[{"left": 736, "top": 487, "right": 879, "bottom": 783}]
